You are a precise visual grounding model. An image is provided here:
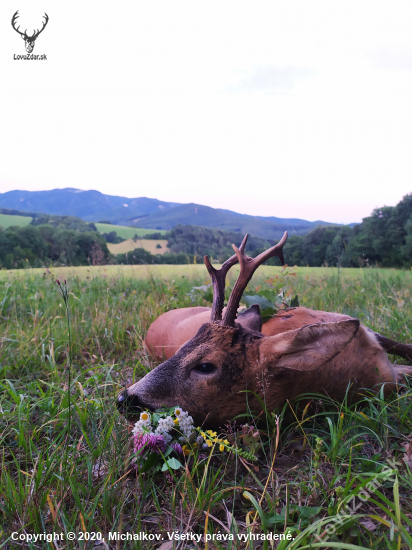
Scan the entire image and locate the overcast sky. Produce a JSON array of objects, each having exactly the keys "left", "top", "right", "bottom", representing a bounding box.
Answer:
[{"left": 0, "top": 1, "right": 411, "bottom": 224}]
